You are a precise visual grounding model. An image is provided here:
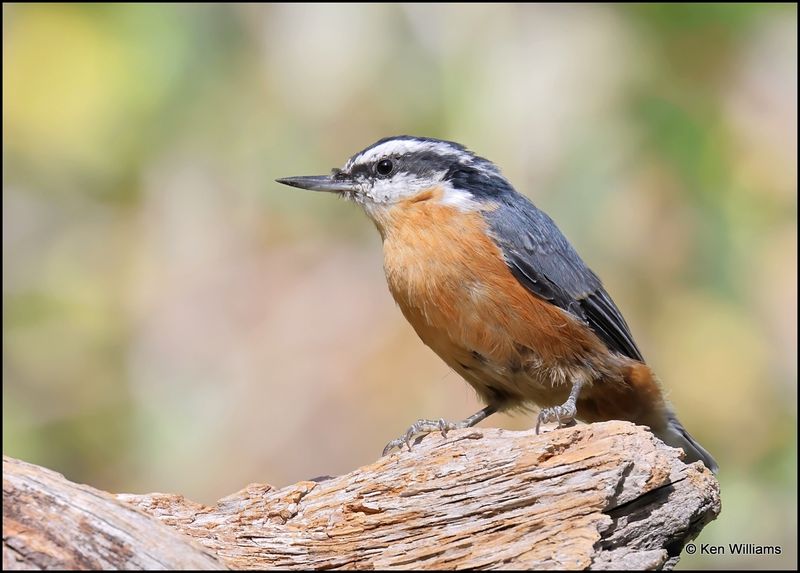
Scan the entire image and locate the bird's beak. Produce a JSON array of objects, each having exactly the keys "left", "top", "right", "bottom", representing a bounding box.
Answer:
[{"left": 275, "top": 174, "right": 358, "bottom": 194}]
